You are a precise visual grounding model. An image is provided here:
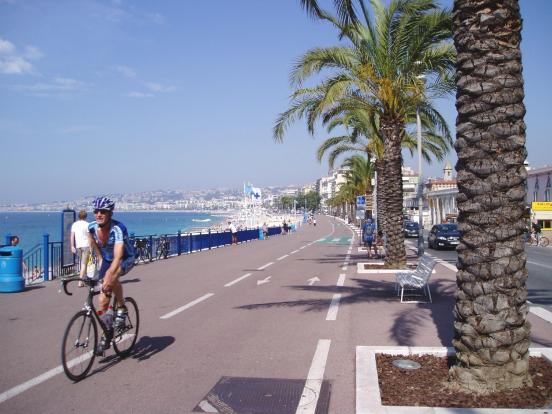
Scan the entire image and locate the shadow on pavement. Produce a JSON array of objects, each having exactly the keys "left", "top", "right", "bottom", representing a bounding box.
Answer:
[
  {"left": 132, "top": 335, "right": 175, "bottom": 361},
  {"left": 527, "top": 288, "right": 552, "bottom": 306},
  {"left": 237, "top": 277, "right": 456, "bottom": 347},
  {"left": 121, "top": 278, "right": 141, "bottom": 285},
  {"left": 90, "top": 335, "right": 175, "bottom": 377}
]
